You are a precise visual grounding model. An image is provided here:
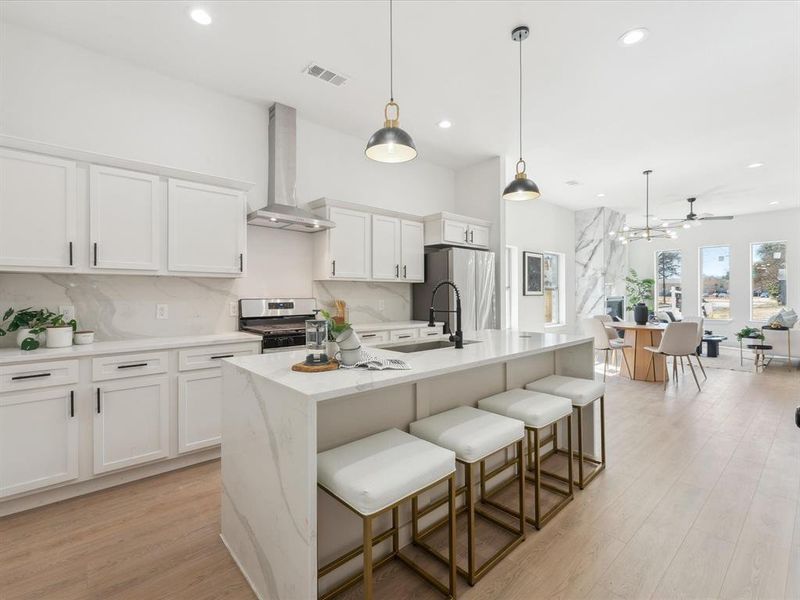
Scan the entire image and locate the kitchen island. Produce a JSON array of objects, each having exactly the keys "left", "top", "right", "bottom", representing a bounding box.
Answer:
[{"left": 220, "top": 328, "right": 596, "bottom": 599}]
